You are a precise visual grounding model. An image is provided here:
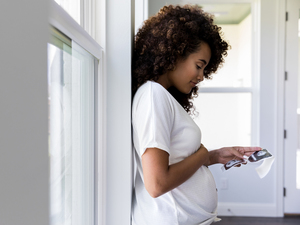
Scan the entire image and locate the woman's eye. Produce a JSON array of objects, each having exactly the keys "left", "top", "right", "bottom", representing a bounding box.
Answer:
[{"left": 196, "top": 65, "right": 202, "bottom": 69}]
